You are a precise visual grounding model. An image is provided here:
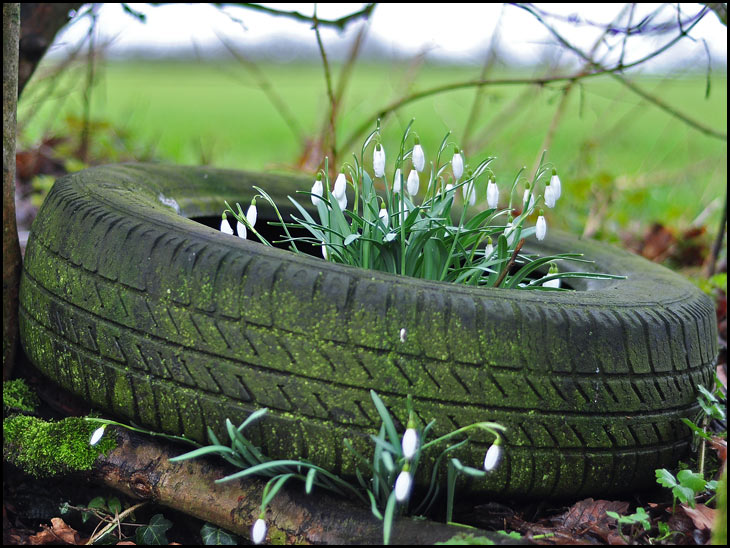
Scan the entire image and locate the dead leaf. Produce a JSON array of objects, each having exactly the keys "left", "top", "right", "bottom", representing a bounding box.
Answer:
[
  {"left": 709, "top": 437, "right": 727, "bottom": 463},
  {"left": 29, "top": 518, "right": 82, "bottom": 545},
  {"left": 557, "top": 498, "right": 630, "bottom": 530},
  {"left": 679, "top": 503, "right": 715, "bottom": 531}
]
